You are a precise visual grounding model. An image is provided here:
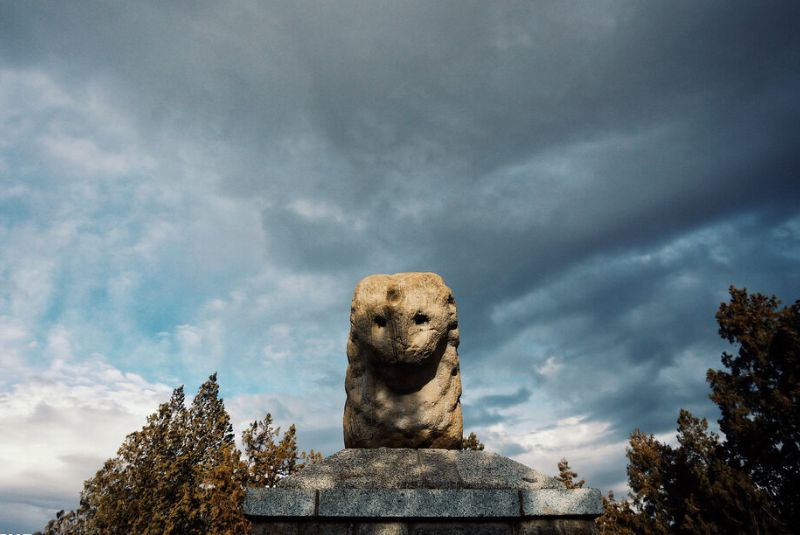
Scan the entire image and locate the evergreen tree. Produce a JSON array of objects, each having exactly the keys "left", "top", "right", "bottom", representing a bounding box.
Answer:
[
  {"left": 556, "top": 458, "right": 585, "bottom": 489},
  {"left": 460, "top": 431, "right": 485, "bottom": 451},
  {"left": 43, "top": 374, "right": 325, "bottom": 533},
  {"left": 43, "top": 375, "right": 250, "bottom": 534},
  {"left": 708, "top": 287, "right": 799, "bottom": 527},
  {"left": 597, "top": 491, "right": 641, "bottom": 535},
  {"left": 597, "top": 287, "right": 797, "bottom": 534},
  {"left": 618, "top": 411, "right": 777, "bottom": 534},
  {"left": 39, "top": 510, "right": 80, "bottom": 535},
  {"left": 242, "top": 413, "right": 322, "bottom": 488}
]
